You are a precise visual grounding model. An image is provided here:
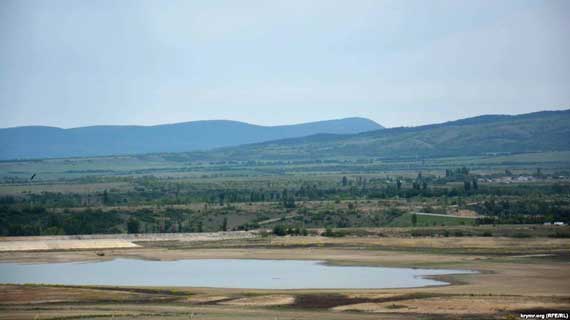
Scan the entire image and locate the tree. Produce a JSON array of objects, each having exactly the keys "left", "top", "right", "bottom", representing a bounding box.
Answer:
[
  {"left": 464, "top": 180, "right": 472, "bottom": 192},
  {"left": 342, "top": 176, "right": 348, "bottom": 186},
  {"left": 127, "top": 217, "right": 140, "bottom": 234},
  {"left": 323, "top": 227, "right": 339, "bottom": 237},
  {"left": 102, "top": 190, "right": 109, "bottom": 205},
  {"left": 218, "top": 193, "right": 225, "bottom": 206},
  {"left": 282, "top": 189, "right": 296, "bottom": 208},
  {"left": 472, "top": 178, "right": 479, "bottom": 190},
  {"left": 273, "top": 225, "right": 287, "bottom": 236},
  {"left": 411, "top": 213, "right": 417, "bottom": 227}
]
